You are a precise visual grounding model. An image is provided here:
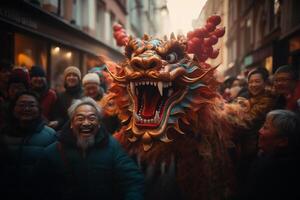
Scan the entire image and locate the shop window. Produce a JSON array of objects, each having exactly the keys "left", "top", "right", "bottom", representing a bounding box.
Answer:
[
  {"left": 265, "top": 56, "right": 273, "bottom": 74},
  {"left": 50, "top": 45, "right": 80, "bottom": 92},
  {"left": 14, "top": 33, "right": 48, "bottom": 72}
]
